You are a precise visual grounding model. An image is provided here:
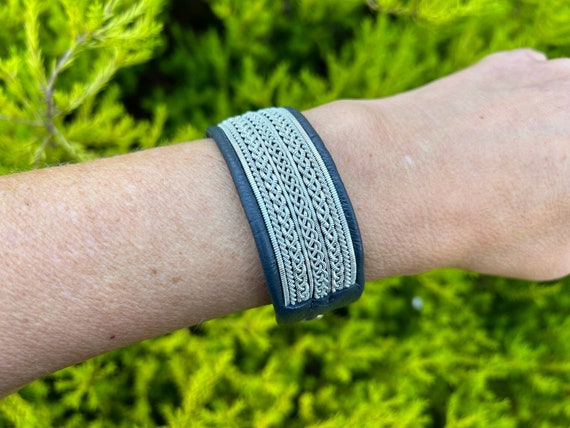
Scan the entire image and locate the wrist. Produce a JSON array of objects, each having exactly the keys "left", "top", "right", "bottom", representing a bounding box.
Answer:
[{"left": 303, "top": 99, "right": 461, "bottom": 280}]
